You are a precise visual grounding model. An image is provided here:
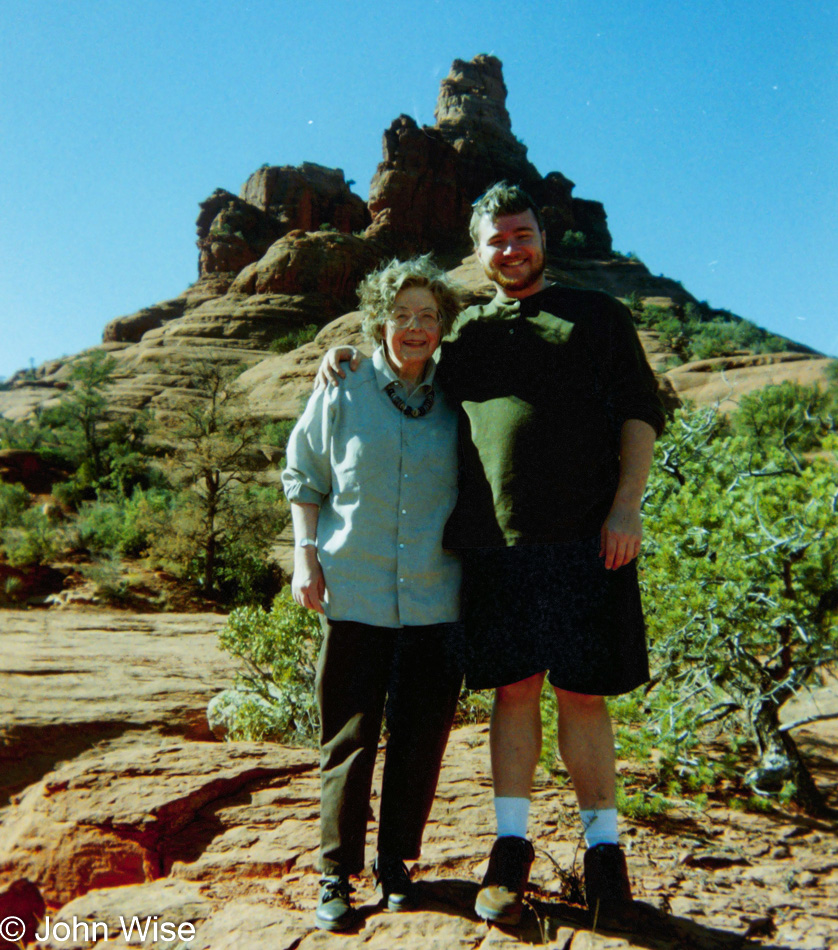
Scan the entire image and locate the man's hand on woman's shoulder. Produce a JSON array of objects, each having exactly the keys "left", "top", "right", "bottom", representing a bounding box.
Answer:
[{"left": 314, "top": 346, "right": 365, "bottom": 390}]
